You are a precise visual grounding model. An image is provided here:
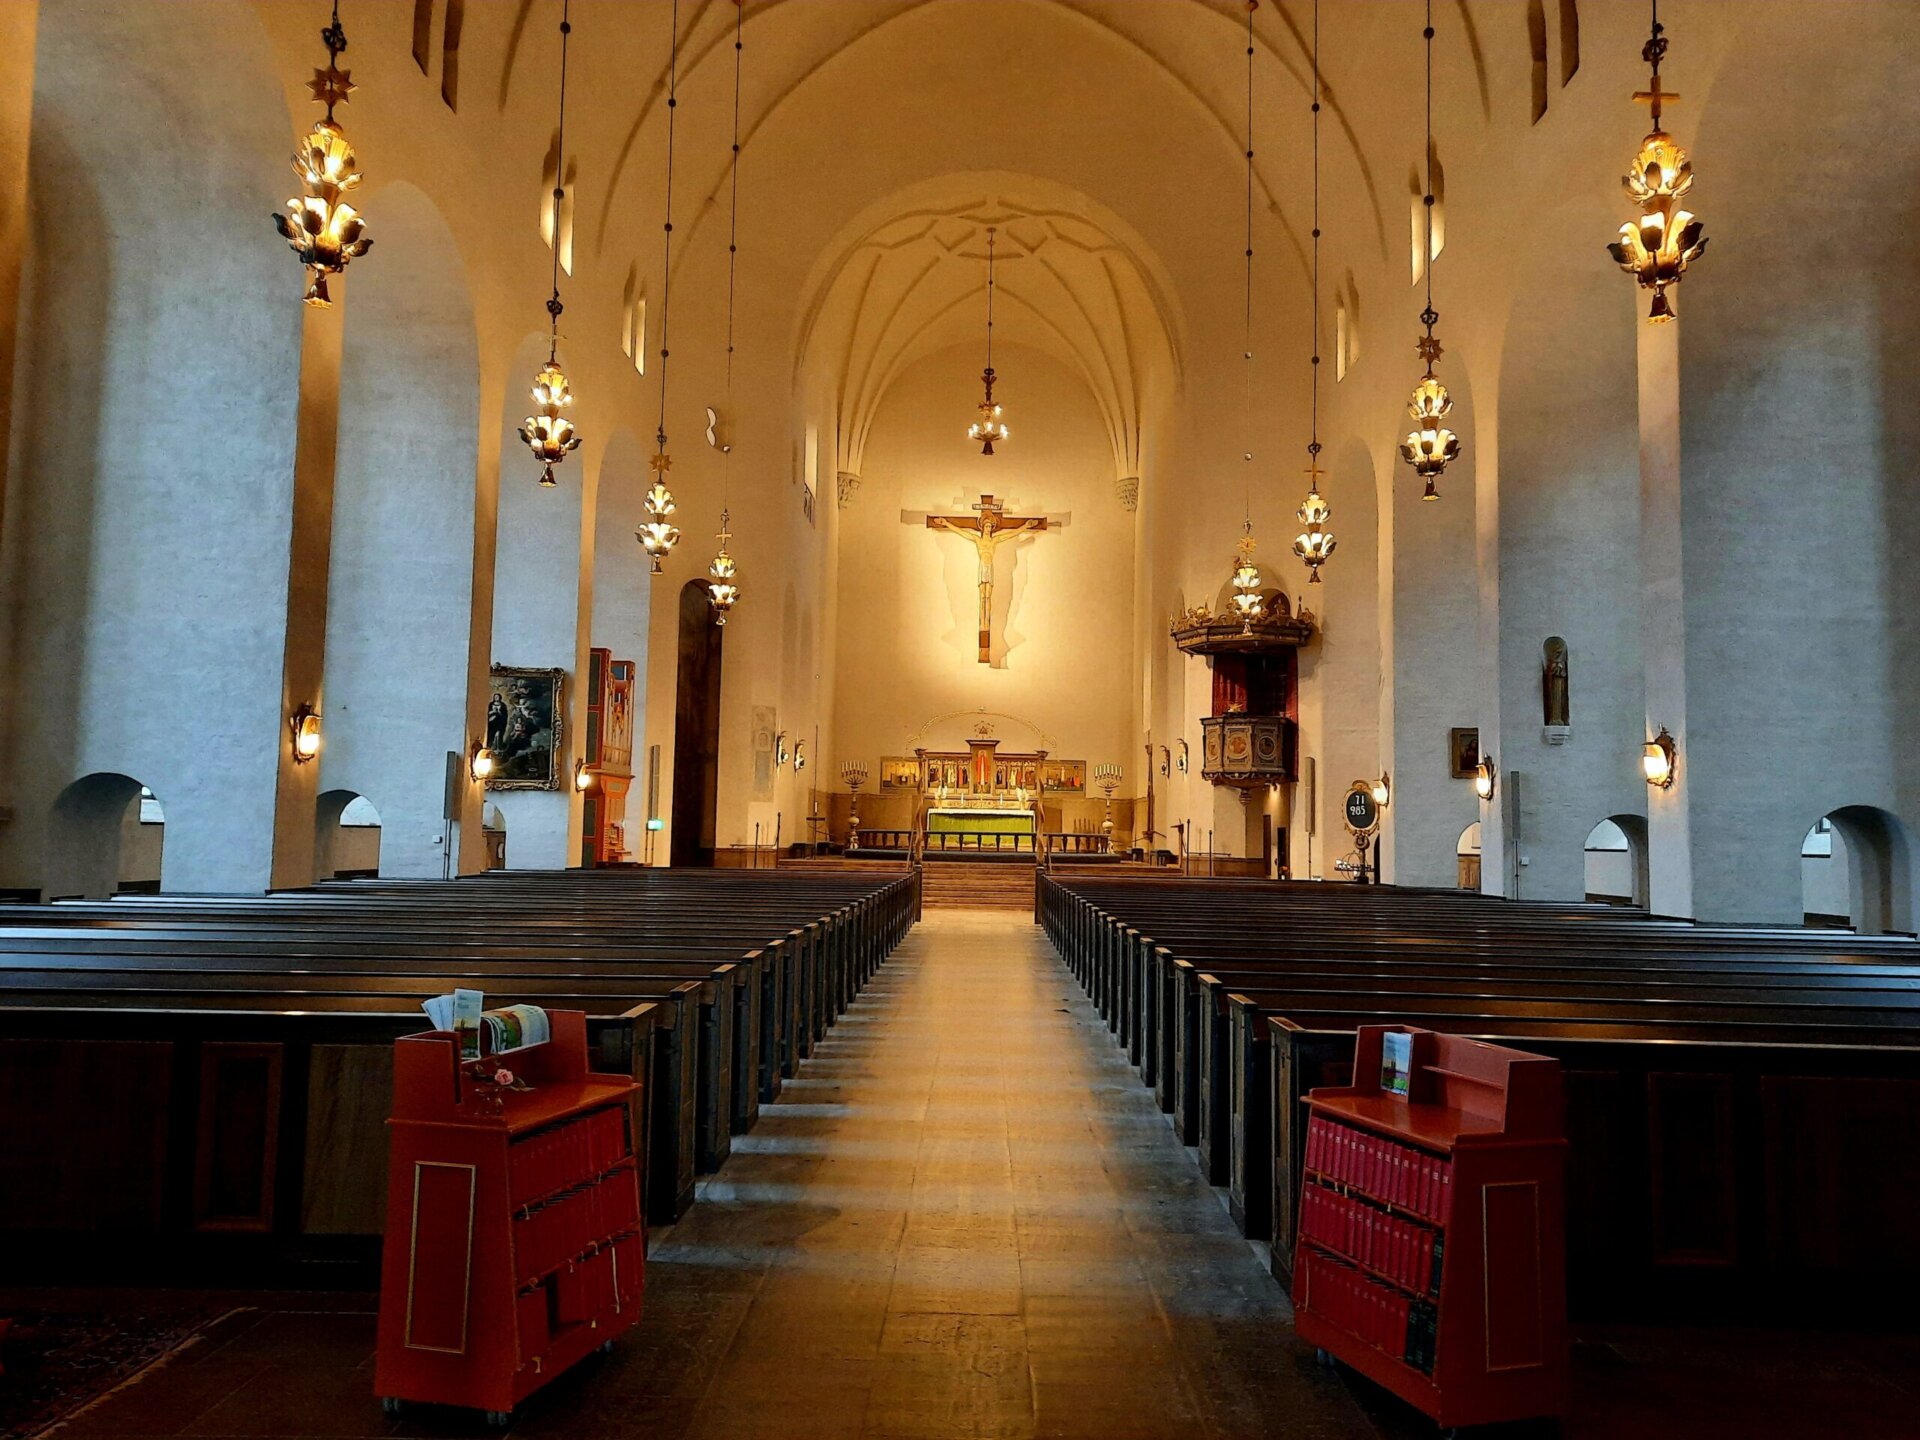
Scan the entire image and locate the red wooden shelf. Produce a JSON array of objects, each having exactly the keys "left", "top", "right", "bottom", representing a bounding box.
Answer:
[
  {"left": 1293, "top": 1024, "right": 1567, "bottom": 1431},
  {"left": 374, "top": 1010, "right": 645, "bottom": 1423}
]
